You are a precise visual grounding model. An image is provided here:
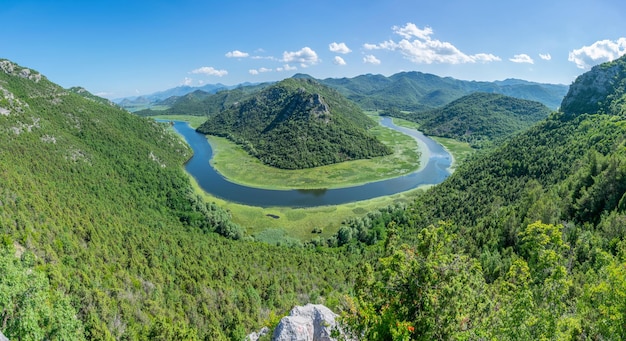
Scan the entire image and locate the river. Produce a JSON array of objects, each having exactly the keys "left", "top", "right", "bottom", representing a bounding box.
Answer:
[{"left": 166, "top": 116, "right": 452, "bottom": 207}]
